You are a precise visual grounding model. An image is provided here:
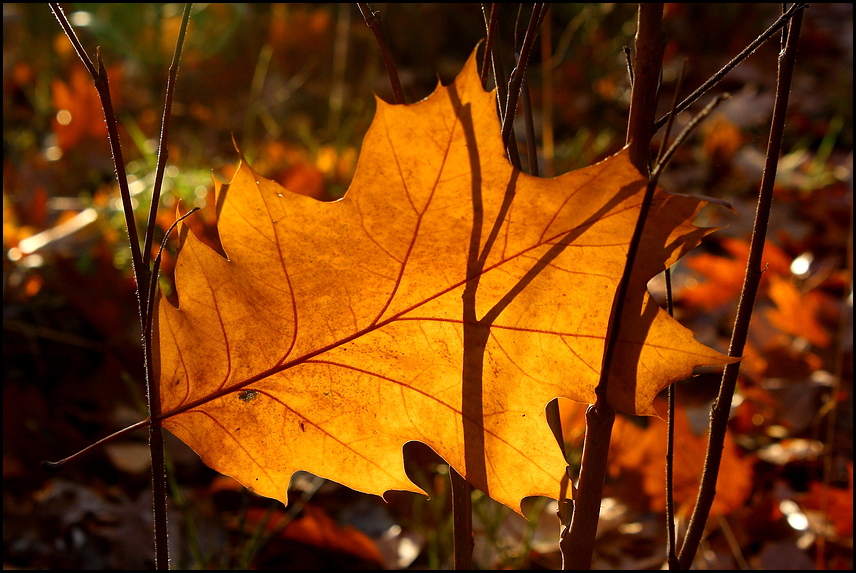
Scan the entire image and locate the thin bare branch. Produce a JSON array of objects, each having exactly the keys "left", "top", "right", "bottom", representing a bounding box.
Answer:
[
  {"left": 42, "top": 419, "right": 152, "bottom": 470},
  {"left": 500, "top": 3, "right": 546, "bottom": 151},
  {"left": 480, "top": 4, "right": 521, "bottom": 169},
  {"left": 654, "top": 3, "right": 806, "bottom": 131},
  {"left": 625, "top": 4, "right": 665, "bottom": 173},
  {"left": 651, "top": 94, "right": 730, "bottom": 181},
  {"left": 656, "top": 58, "right": 688, "bottom": 570},
  {"left": 48, "top": 3, "right": 97, "bottom": 78},
  {"left": 480, "top": 4, "right": 499, "bottom": 88},
  {"left": 450, "top": 468, "right": 474, "bottom": 569},
  {"left": 563, "top": 6, "right": 664, "bottom": 568},
  {"left": 664, "top": 267, "right": 677, "bottom": 569},
  {"left": 143, "top": 3, "right": 193, "bottom": 269},
  {"left": 521, "top": 82, "right": 538, "bottom": 176},
  {"left": 358, "top": 4, "right": 405, "bottom": 105},
  {"left": 540, "top": 7, "right": 555, "bottom": 177},
  {"left": 678, "top": 6, "right": 805, "bottom": 568},
  {"left": 50, "top": 4, "right": 145, "bottom": 299}
]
